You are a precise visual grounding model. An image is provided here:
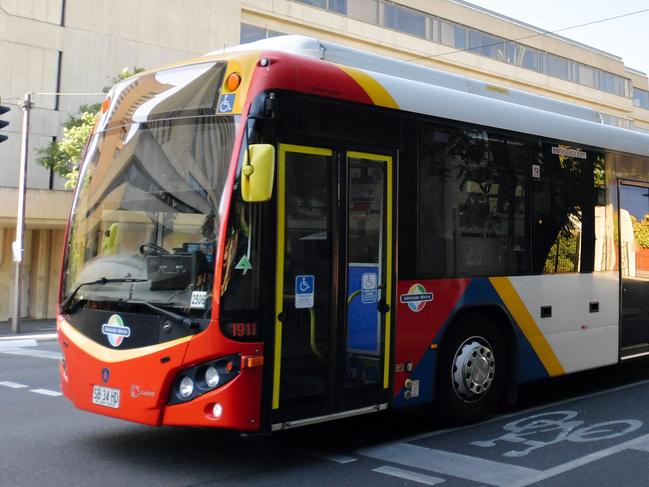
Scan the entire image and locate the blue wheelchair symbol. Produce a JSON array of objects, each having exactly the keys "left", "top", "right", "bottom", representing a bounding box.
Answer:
[
  {"left": 218, "top": 94, "right": 235, "bottom": 113},
  {"left": 296, "top": 275, "right": 314, "bottom": 294}
]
